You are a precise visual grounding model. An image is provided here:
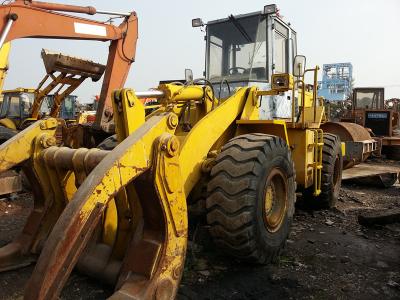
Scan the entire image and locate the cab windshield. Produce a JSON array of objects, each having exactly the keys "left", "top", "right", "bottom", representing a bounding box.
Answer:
[
  {"left": 0, "top": 92, "right": 35, "bottom": 118},
  {"left": 42, "top": 95, "right": 76, "bottom": 119},
  {"left": 206, "top": 14, "right": 267, "bottom": 83}
]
